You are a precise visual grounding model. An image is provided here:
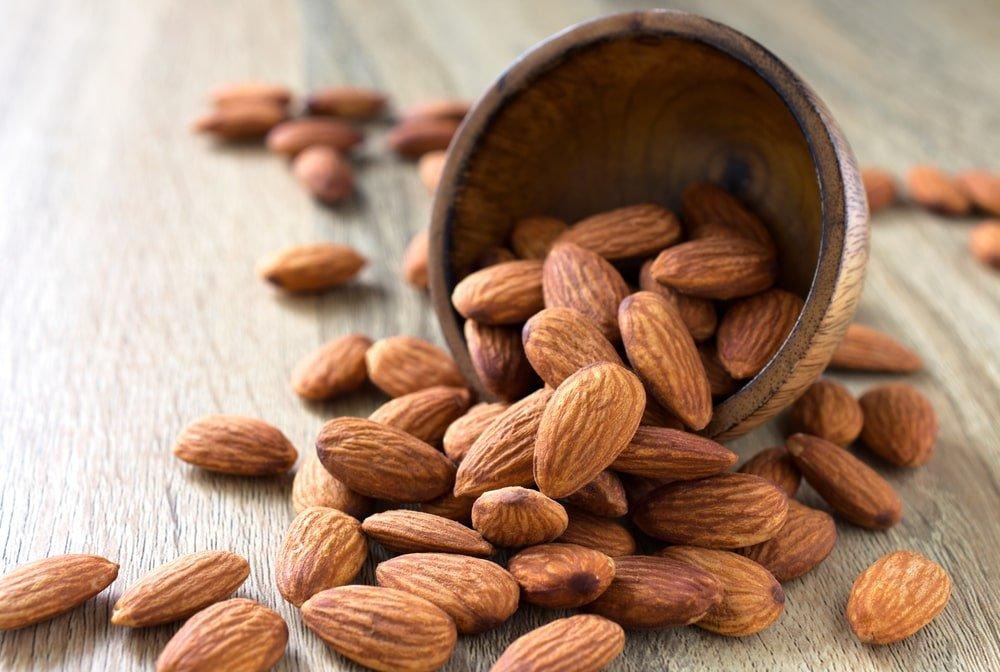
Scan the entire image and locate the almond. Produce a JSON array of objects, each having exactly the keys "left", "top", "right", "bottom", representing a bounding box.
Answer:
[
  {"left": 565, "top": 470, "right": 628, "bottom": 518},
  {"left": 739, "top": 499, "right": 836, "bottom": 582},
  {"left": 471, "top": 487, "right": 568, "bottom": 547},
  {"left": 680, "top": 182, "right": 776, "bottom": 252},
  {"left": 534, "top": 362, "right": 645, "bottom": 498},
  {"left": 305, "top": 85, "right": 387, "bottom": 119},
  {"left": 861, "top": 167, "right": 899, "bottom": 214},
  {"left": 464, "top": 320, "right": 539, "bottom": 401},
  {"left": 403, "top": 228, "right": 430, "bottom": 288},
  {"left": 265, "top": 118, "right": 363, "bottom": 156},
  {"left": 418, "top": 491, "right": 477, "bottom": 522},
  {"left": 557, "top": 204, "right": 682, "bottom": 260},
  {"left": 650, "top": 237, "right": 777, "bottom": 300},
  {"left": 256, "top": 242, "right": 366, "bottom": 293},
  {"left": 490, "top": 614, "right": 625, "bottom": 672},
  {"left": 657, "top": 546, "right": 785, "bottom": 637},
  {"left": 788, "top": 378, "right": 863, "bottom": 446},
  {"left": 969, "top": 220, "right": 1000, "bottom": 268},
  {"left": 376, "top": 553, "right": 519, "bottom": 634},
  {"left": 155, "top": 598, "right": 287, "bottom": 672},
  {"left": 401, "top": 98, "right": 470, "bottom": 122},
  {"left": 292, "top": 145, "right": 354, "bottom": 204},
  {"left": 620, "top": 474, "right": 671, "bottom": 508},
  {"left": 542, "top": 242, "right": 630, "bottom": 341},
  {"left": 633, "top": 473, "right": 788, "bottom": 548},
  {"left": 317, "top": 417, "right": 455, "bottom": 502},
  {"left": 0, "top": 555, "right": 118, "bottom": 630},
  {"left": 418, "top": 150, "right": 447, "bottom": 193},
  {"left": 786, "top": 433, "right": 902, "bottom": 529},
  {"left": 302, "top": 585, "right": 457, "bottom": 672},
  {"left": 291, "top": 333, "right": 371, "bottom": 401},
  {"left": 639, "top": 259, "right": 717, "bottom": 341},
  {"left": 476, "top": 246, "right": 518, "bottom": 268},
  {"left": 211, "top": 82, "right": 291, "bottom": 108},
  {"left": 619, "top": 291, "right": 712, "bottom": 429},
  {"left": 738, "top": 446, "right": 801, "bottom": 497},
  {"left": 698, "top": 342, "right": 739, "bottom": 398},
  {"left": 291, "top": 453, "right": 371, "bottom": 518},
  {"left": 452, "top": 260, "right": 544, "bottom": 324},
  {"left": 192, "top": 103, "right": 286, "bottom": 140},
  {"left": 276, "top": 507, "right": 367, "bottom": 606},
  {"left": 558, "top": 507, "right": 637, "bottom": 557},
  {"left": 828, "top": 323, "right": 922, "bottom": 373},
  {"left": 906, "top": 165, "right": 971, "bottom": 215},
  {"left": 112, "top": 551, "right": 249, "bottom": 627},
  {"left": 365, "top": 335, "right": 466, "bottom": 397},
  {"left": 508, "top": 543, "right": 615, "bottom": 609},
  {"left": 957, "top": 170, "right": 1000, "bottom": 216},
  {"left": 510, "top": 216, "right": 568, "bottom": 259},
  {"left": 362, "top": 509, "right": 494, "bottom": 557},
  {"left": 443, "top": 402, "right": 510, "bottom": 463},
  {"left": 858, "top": 384, "right": 938, "bottom": 467},
  {"left": 640, "top": 398, "right": 686, "bottom": 429},
  {"left": 521, "top": 307, "right": 623, "bottom": 388},
  {"left": 387, "top": 117, "right": 460, "bottom": 159},
  {"left": 716, "top": 288, "right": 803, "bottom": 379},
  {"left": 368, "top": 385, "right": 471, "bottom": 446},
  {"left": 846, "top": 550, "right": 952, "bottom": 644},
  {"left": 587, "top": 555, "right": 722, "bottom": 629},
  {"left": 612, "top": 426, "right": 736, "bottom": 480},
  {"left": 172, "top": 415, "right": 297, "bottom": 476}
]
